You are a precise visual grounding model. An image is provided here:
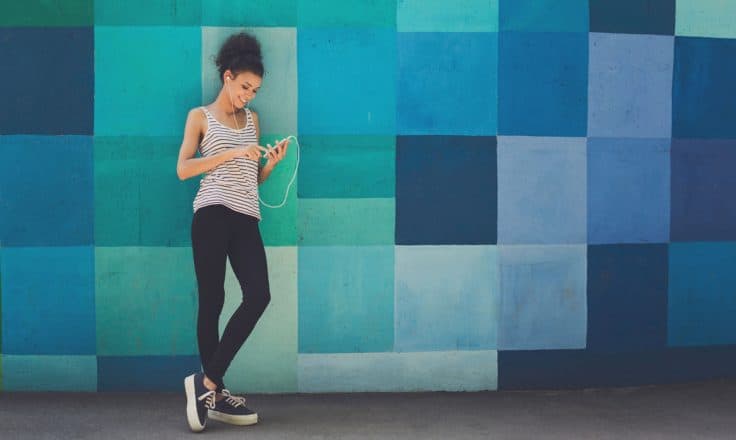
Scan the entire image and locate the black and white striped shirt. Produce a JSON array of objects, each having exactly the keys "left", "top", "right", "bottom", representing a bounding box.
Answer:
[{"left": 193, "top": 106, "right": 261, "bottom": 220}]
